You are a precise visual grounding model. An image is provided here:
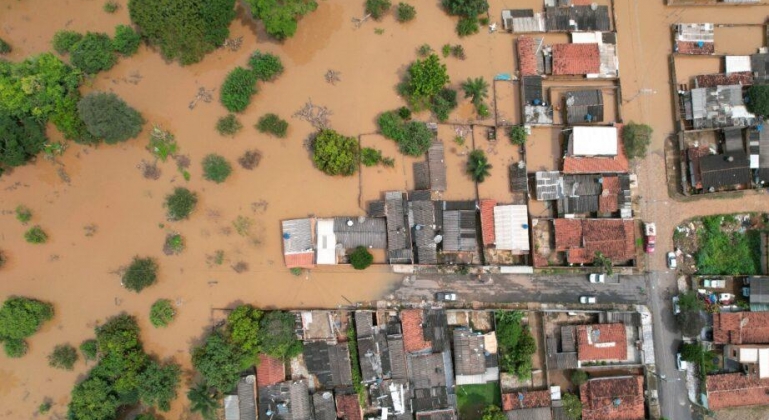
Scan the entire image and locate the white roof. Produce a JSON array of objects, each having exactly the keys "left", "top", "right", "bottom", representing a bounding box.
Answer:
[
  {"left": 571, "top": 31, "right": 602, "bottom": 45},
  {"left": 493, "top": 205, "right": 530, "bottom": 252},
  {"left": 316, "top": 219, "right": 337, "bottom": 265},
  {"left": 726, "top": 56, "right": 751, "bottom": 74},
  {"left": 571, "top": 126, "right": 618, "bottom": 156},
  {"left": 760, "top": 348, "right": 769, "bottom": 378},
  {"left": 224, "top": 395, "right": 240, "bottom": 420}
]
